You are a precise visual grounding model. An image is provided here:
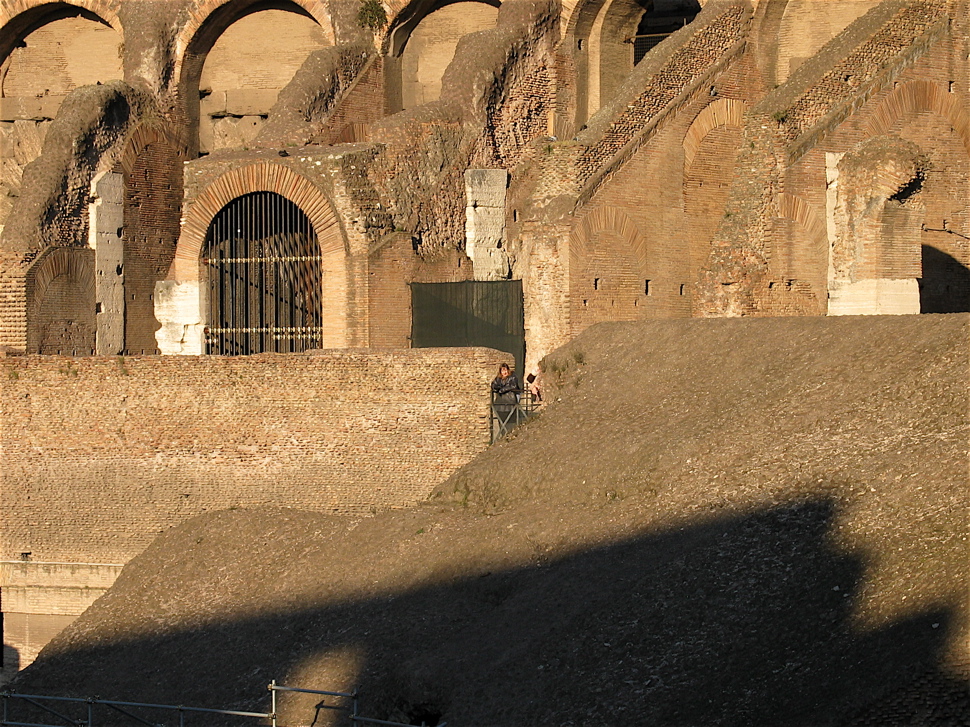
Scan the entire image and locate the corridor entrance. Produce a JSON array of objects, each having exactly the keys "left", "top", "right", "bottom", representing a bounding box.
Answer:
[{"left": 203, "top": 192, "right": 324, "bottom": 354}]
